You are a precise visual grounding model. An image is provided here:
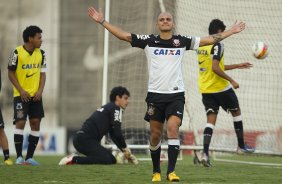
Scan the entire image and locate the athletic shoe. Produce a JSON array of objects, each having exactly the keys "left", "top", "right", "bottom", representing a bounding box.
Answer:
[
  {"left": 4, "top": 159, "right": 13, "bottom": 165},
  {"left": 152, "top": 172, "right": 161, "bottom": 182},
  {"left": 25, "top": 158, "right": 40, "bottom": 165},
  {"left": 58, "top": 153, "right": 77, "bottom": 165},
  {"left": 167, "top": 171, "right": 180, "bottom": 182},
  {"left": 237, "top": 144, "right": 255, "bottom": 154},
  {"left": 201, "top": 153, "right": 212, "bottom": 167},
  {"left": 15, "top": 156, "right": 24, "bottom": 165}
]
